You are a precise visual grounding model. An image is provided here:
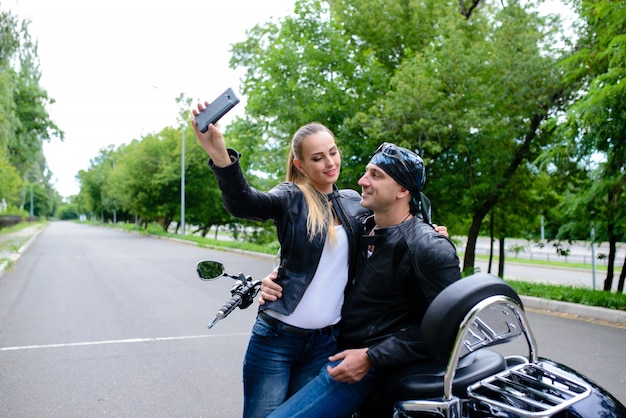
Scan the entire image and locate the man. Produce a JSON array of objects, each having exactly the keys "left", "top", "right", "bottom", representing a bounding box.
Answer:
[{"left": 260, "top": 142, "right": 462, "bottom": 417}]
